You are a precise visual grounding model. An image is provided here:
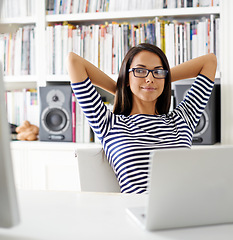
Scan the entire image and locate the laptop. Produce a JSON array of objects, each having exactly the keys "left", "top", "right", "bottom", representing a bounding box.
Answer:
[{"left": 126, "top": 146, "right": 233, "bottom": 231}]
